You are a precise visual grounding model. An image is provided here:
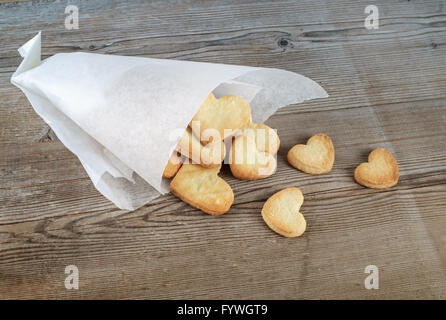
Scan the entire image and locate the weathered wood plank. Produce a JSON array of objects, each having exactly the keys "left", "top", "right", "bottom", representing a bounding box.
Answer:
[{"left": 0, "top": 183, "right": 445, "bottom": 299}]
